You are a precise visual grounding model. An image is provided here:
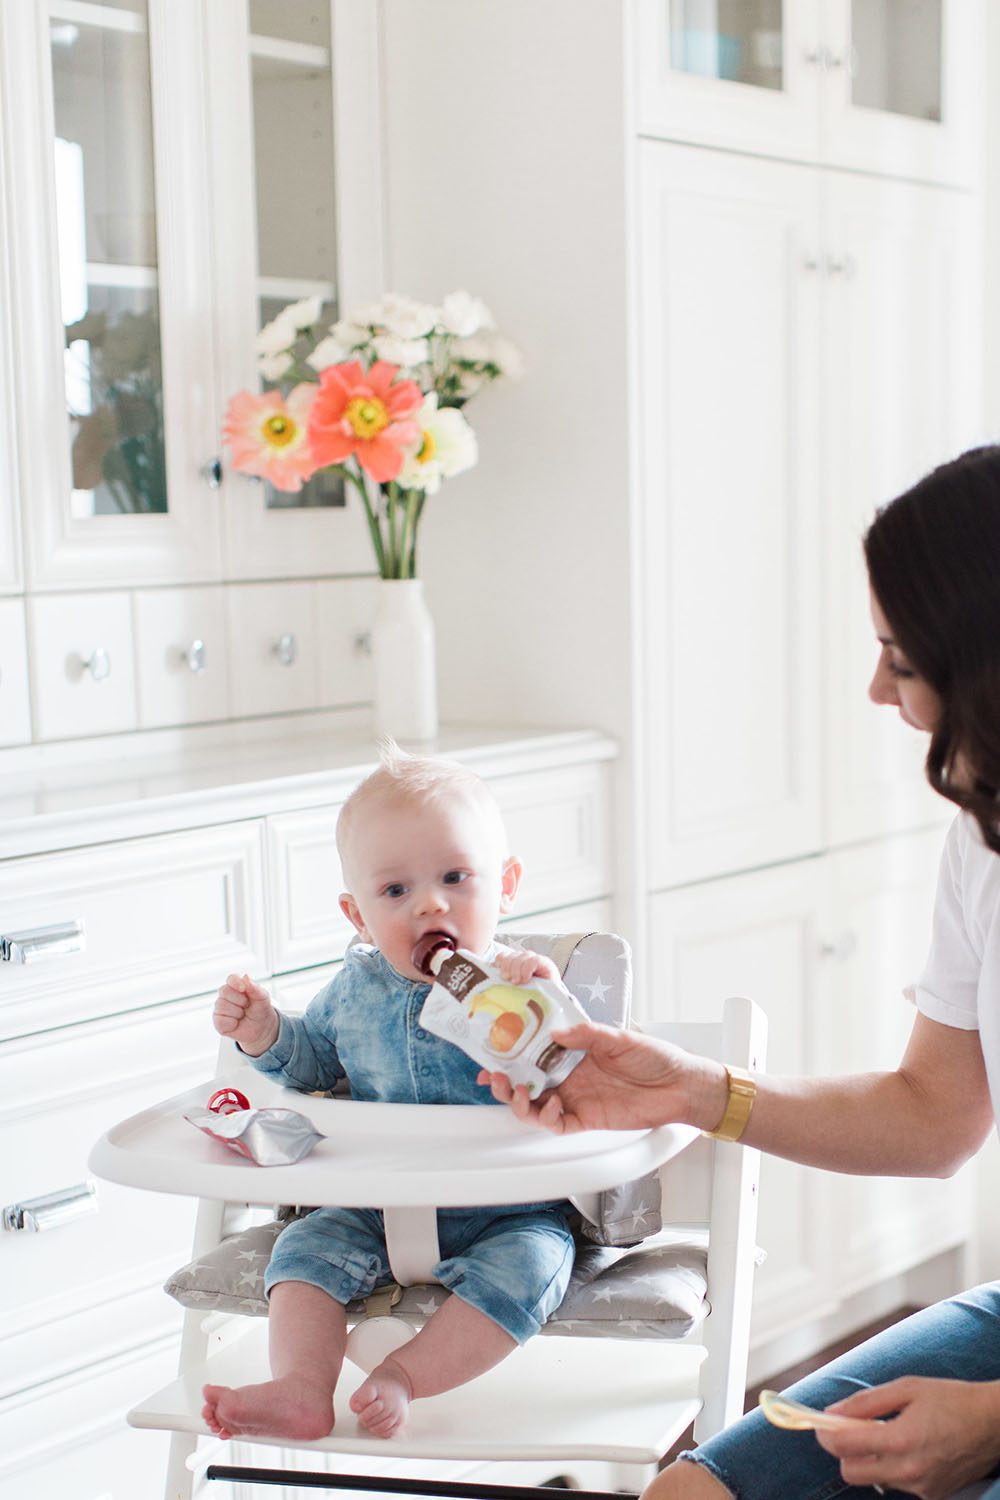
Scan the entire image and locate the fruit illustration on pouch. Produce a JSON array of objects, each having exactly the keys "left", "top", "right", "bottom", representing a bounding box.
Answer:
[{"left": 469, "top": 985, "right": 548, "bottom": 1057}]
